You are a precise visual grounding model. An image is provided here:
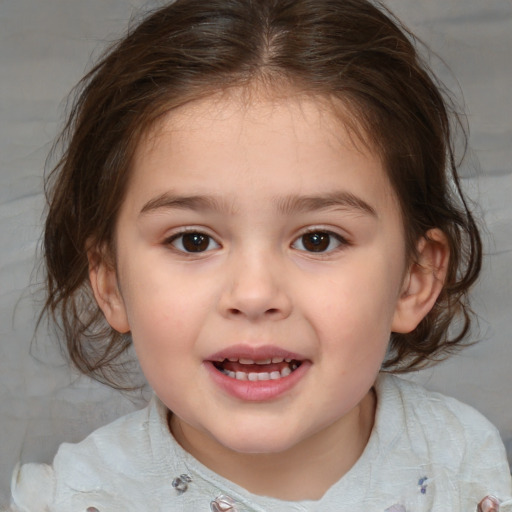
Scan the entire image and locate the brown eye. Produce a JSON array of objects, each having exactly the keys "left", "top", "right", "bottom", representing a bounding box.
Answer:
[
  {"left": 292, "top": 231, "right": 344, "bottom": 253},
  {"left": 170, "top": 232, "right": 219, "bottom": 253},
  {"left": 301, "top": 232, "right": 330, "bottom": 252}
]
